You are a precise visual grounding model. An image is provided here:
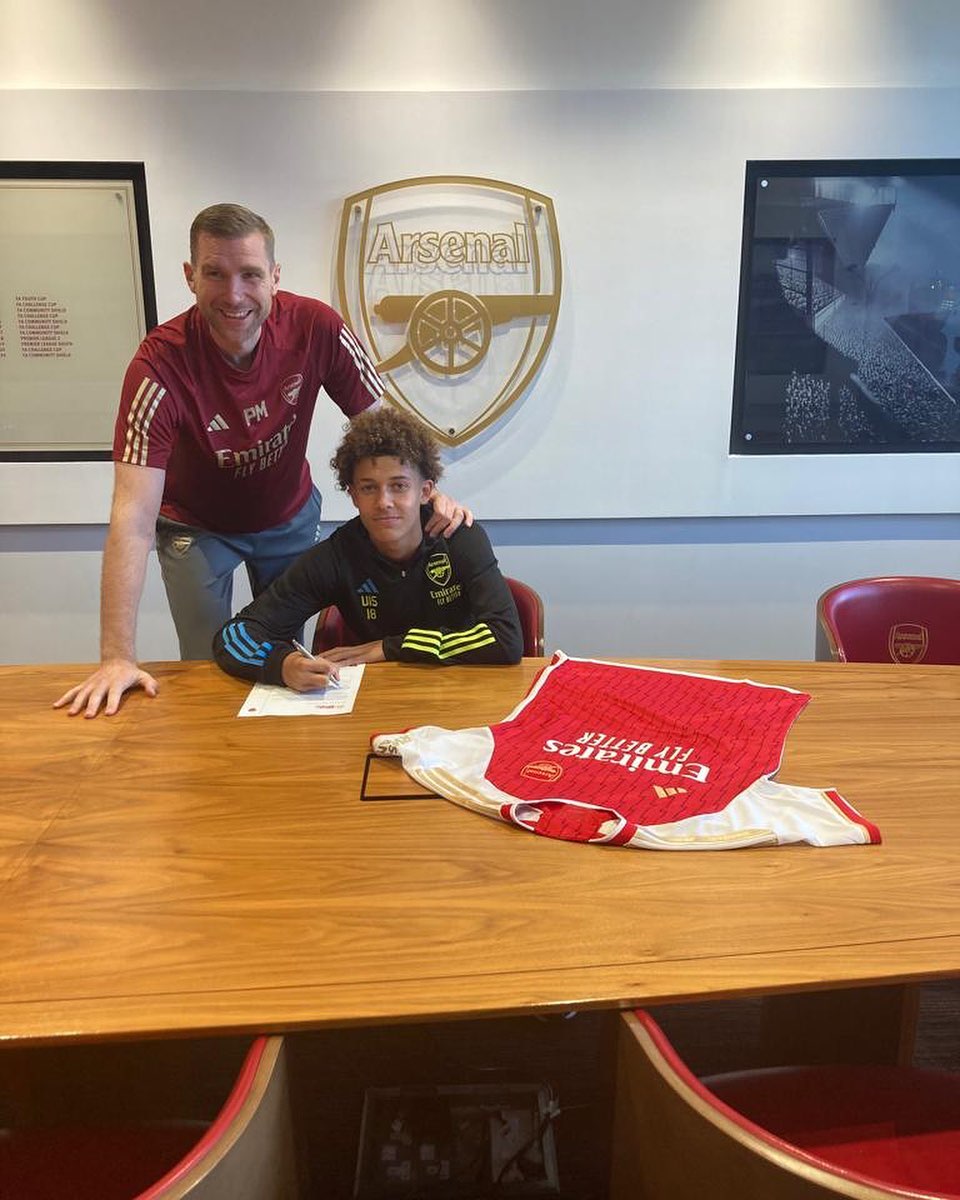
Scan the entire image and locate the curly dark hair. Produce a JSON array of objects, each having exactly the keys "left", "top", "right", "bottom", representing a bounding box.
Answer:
[
  {"left": 331, "top": 406, "right": 444, "bottom": 491},
  {"left": 189, "top": 203, "right": 275, "bottom": 264}
]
